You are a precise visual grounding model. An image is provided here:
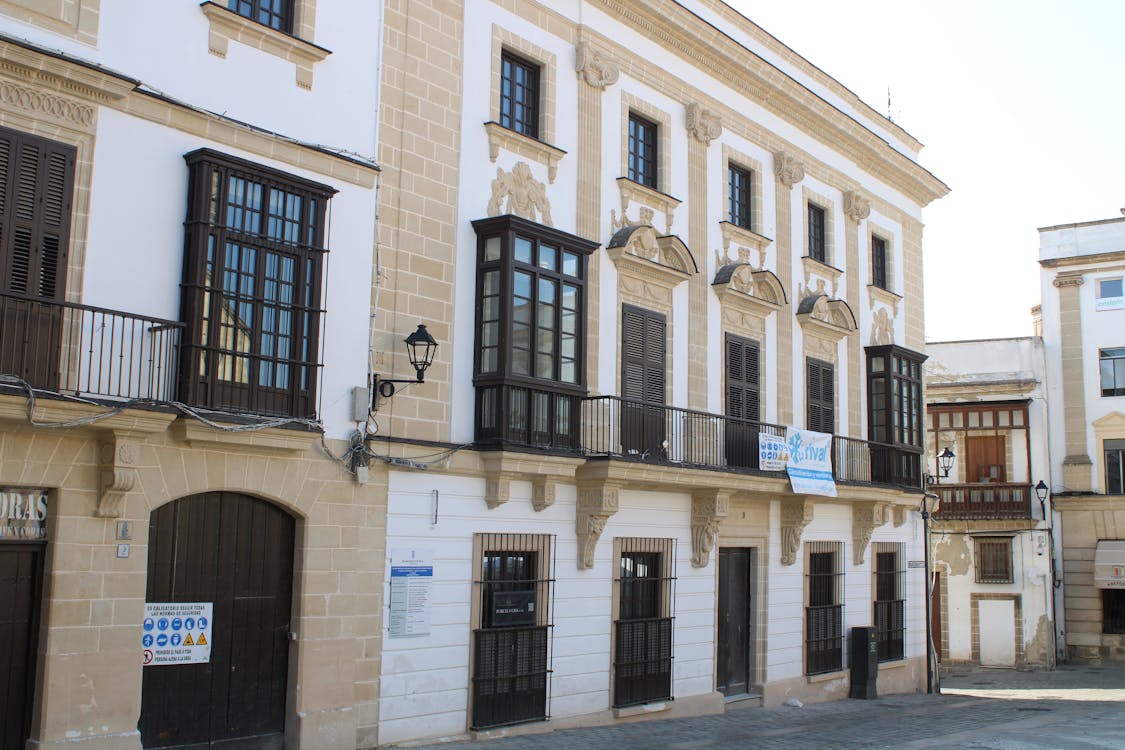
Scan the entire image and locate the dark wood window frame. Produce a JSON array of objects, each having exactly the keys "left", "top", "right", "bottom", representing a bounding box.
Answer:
[
  {"left": 1099, "top": 347, "right": 1125, "bottom": 397},
  {"left": 866, "top": 345, "right": 925, "bottom": 487},
  {"left": 728, "top": 162, "right": 754, "bottom": 231},
  {"left": 806, "top": 541, "right": 843, "bottom": 675},
  {"left": 806, "top": 357, "right": 835, "bottom": 434},
  {"left": 1105, "top": 439, "right": 1125, "bottom": 495},
  {"left": 628, "top": 112, "right": 658, "bottom": 189},
  {"left": 179, "top": 149, "right": 334, "bottom": 419},
  {"left": 807, "top": 202, "right": 826, "bottom": 263},
  {"left": 621, "top": 304, "right": 667, "bottom": 458},
  {"left": 500, "top": 50, "right": 541, "bottom": 139},
  {"left": 871, "top": 234, "right": 888, "bottom": 290},
  {"left": 873, "top": 542, "right": 905, "bottom": 662},
  {"left": 471, "top": 214, "right": 598, "bottom": 451},
  {"left": 228, "top": 0, "right": 294, "bottom": 33},
  {"left": 975, "top": 537, "right": 1014, "bottom": 583},
  {"left": 613, "top": 537, "right": 675, "bottom": 708}
]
